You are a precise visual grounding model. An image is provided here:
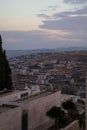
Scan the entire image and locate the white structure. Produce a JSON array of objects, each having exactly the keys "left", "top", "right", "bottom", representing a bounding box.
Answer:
[
  {"left": 25, "top": 83, "right": 29, "bottom": 90},
  {"left": 0, "top": 105, "right": 21, "bottom": 130},
  {"left": 30, "top": 84, "right": 40, "bottom": 91},
  {"left": 0, "top": 89, "right": 80, "bottom": 130},
  {"left": 0, "top": 86, "right": 41, "bottom": 105},
  {"left": 16, "top": 91, "right": 61, "bottom": 130}
]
